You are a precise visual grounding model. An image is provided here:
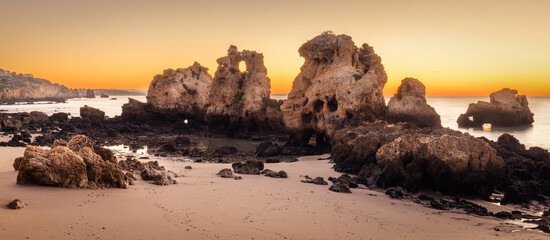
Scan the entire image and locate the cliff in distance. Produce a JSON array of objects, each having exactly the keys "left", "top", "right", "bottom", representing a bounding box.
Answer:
[{"left": 0, "top": 69, "right": 79, "bottom": 103}]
